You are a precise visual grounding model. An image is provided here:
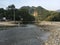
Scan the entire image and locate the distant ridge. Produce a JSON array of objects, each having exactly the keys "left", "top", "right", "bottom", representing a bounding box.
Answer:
[{"left": 56, "top": 10, "right": 60, "bottom": 12}]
